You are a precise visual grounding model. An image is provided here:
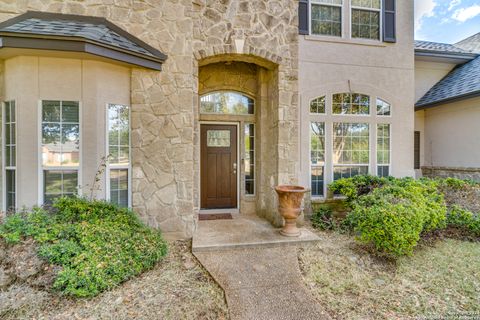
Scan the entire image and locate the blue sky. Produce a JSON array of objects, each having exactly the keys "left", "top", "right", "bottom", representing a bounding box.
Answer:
[{"left": 415, "top": 0, "right": 480, "bottom": 43}]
